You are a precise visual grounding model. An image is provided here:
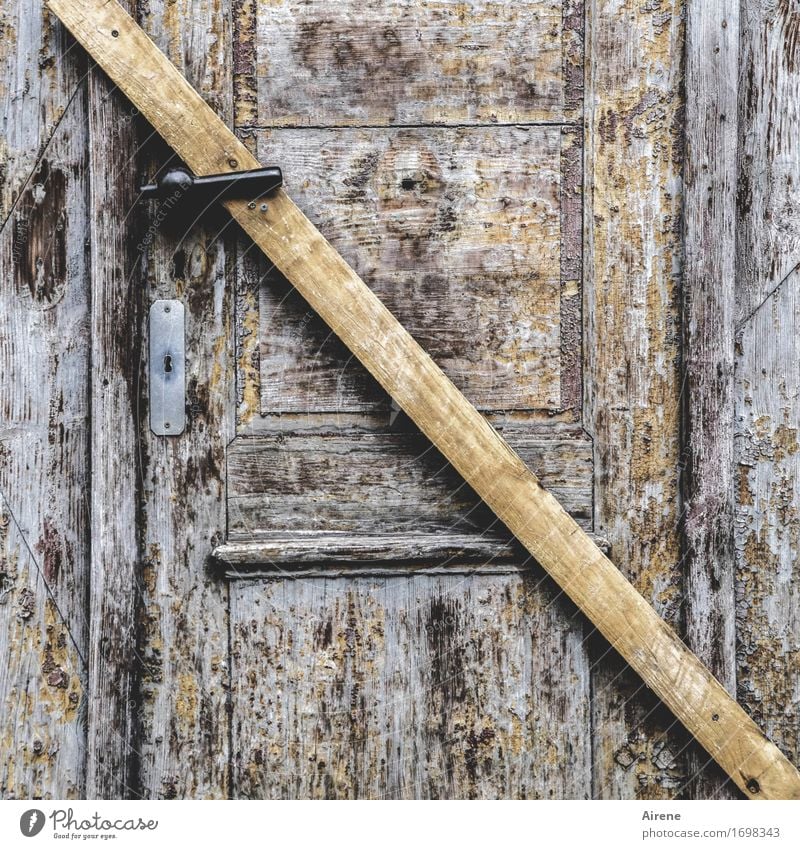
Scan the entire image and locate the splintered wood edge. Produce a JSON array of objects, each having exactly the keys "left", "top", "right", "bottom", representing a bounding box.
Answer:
[
  {"left": 46, "top": 0, "right": 800, "bottom": 799},
  {"left": 211, "top": 532, "right": 614, "bottom": 577}
]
